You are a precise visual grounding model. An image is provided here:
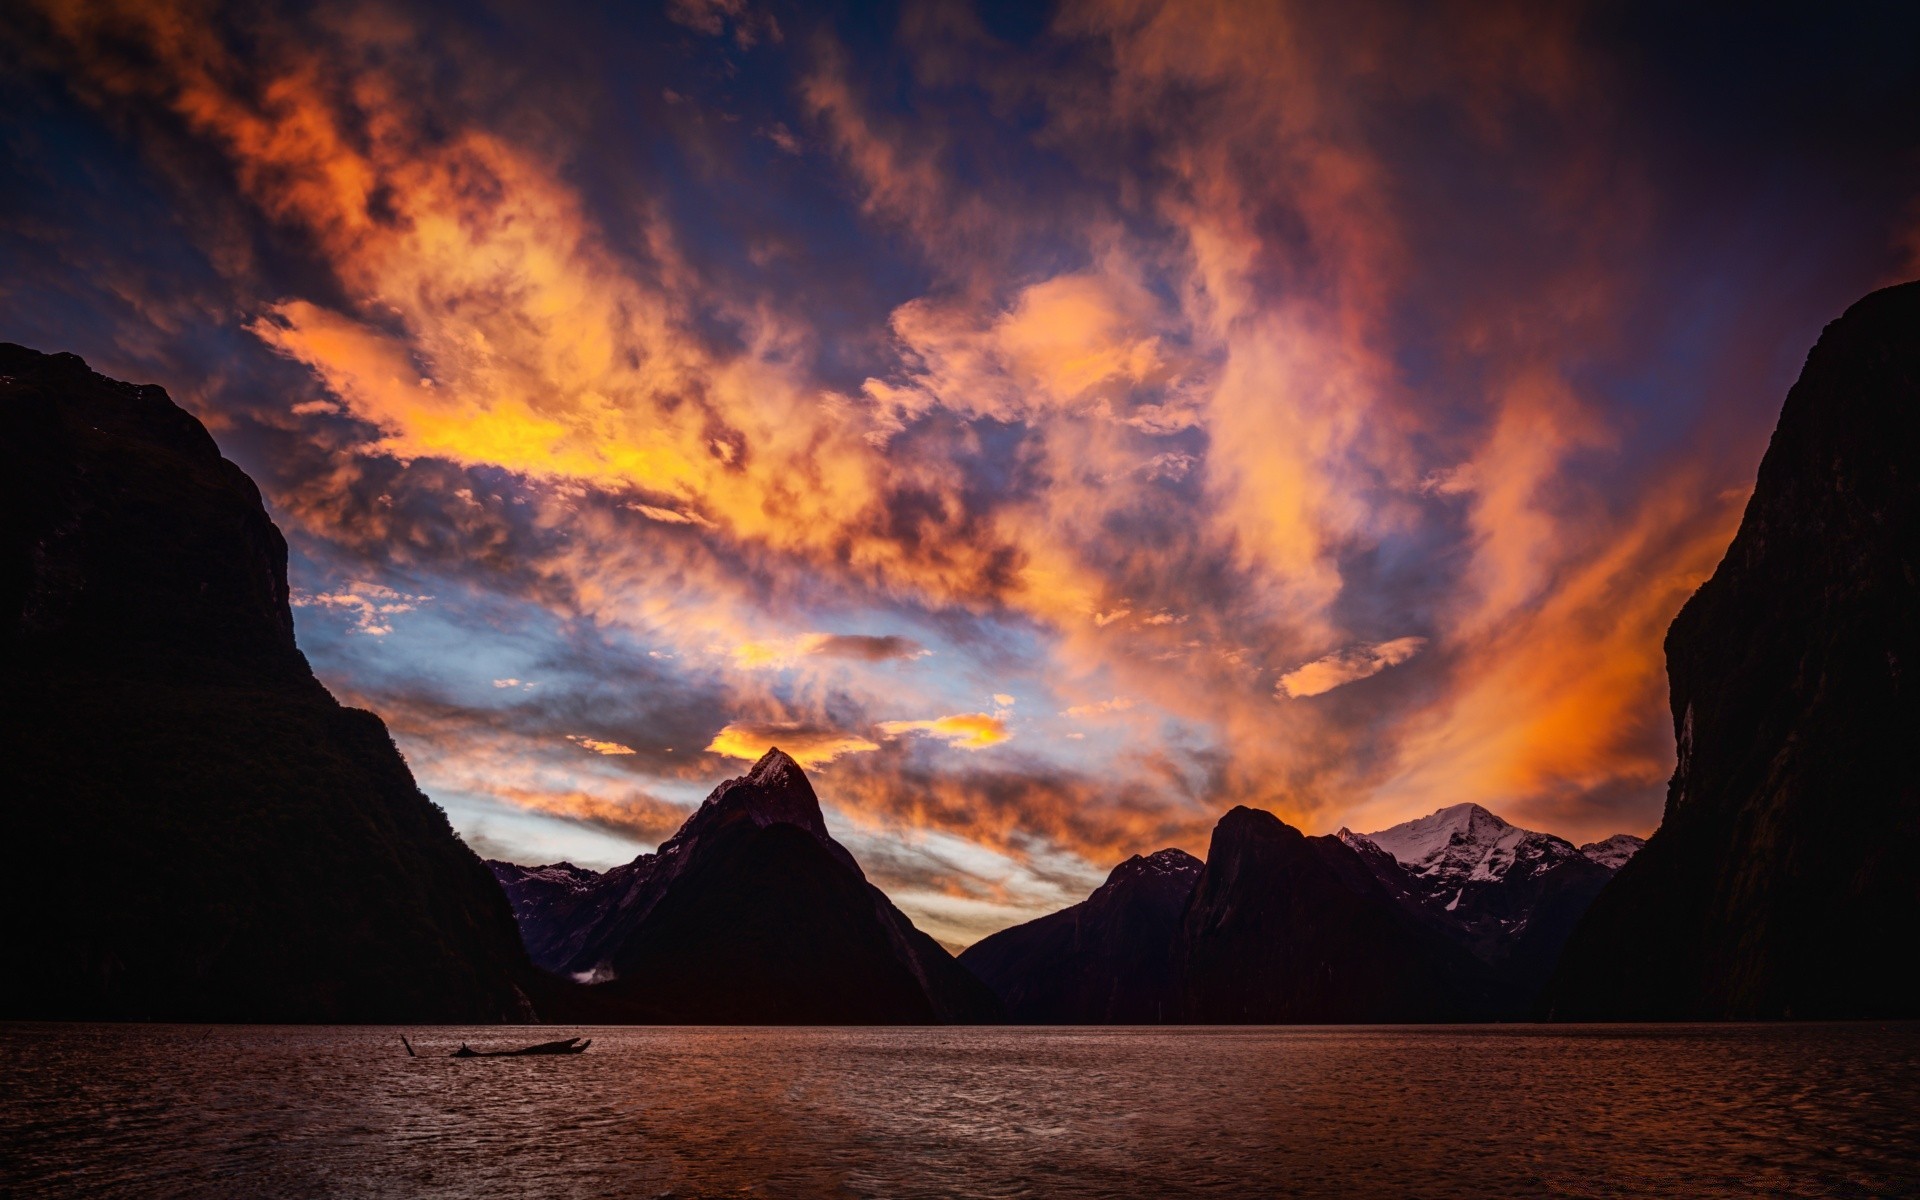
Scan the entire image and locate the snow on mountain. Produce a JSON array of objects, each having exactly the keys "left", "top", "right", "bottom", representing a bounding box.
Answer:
[
  {"left": 509, "top": 862, "right": 603, "bottom": 892},
  {"left": 1342, "top": 803, "right": 1640, "bottom": 1007},
  {"left": 1360, "top": 803, "right": 1581, "bottom": 885},
  {"left": 1578, "top": 834, "right": 1646, "bottom": 871}
]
